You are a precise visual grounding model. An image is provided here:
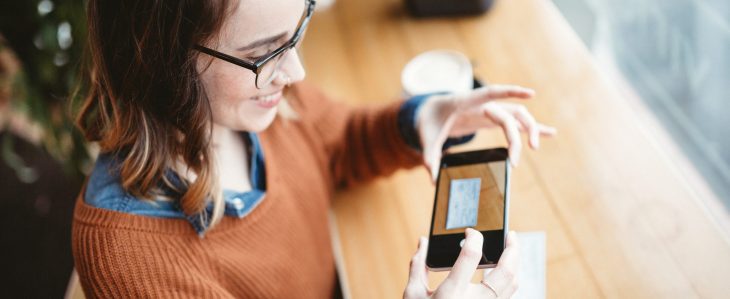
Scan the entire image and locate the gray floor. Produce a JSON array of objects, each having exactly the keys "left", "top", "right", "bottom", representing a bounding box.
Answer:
[{"left": 553, "top": 0, "right": 730, "bottom": 206}]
